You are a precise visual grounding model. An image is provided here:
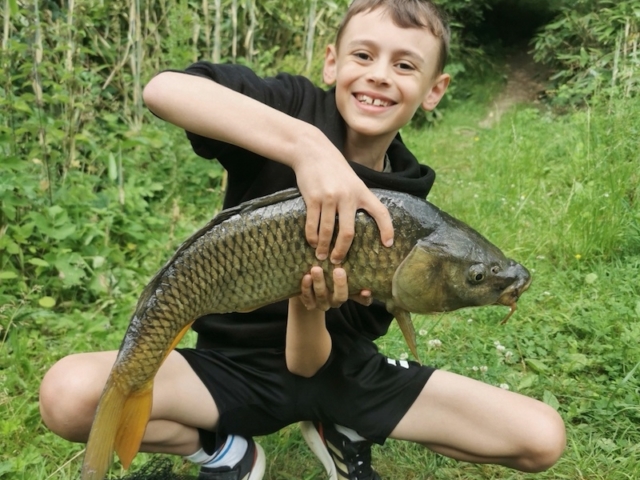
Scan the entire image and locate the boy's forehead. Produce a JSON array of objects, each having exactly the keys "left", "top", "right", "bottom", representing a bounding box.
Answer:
[
  {"left": 339, "top": 7, "right": 435, "bottom": 46},
  {"left": 338, "top": 8, "right": 438, "bottom": 52}
]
